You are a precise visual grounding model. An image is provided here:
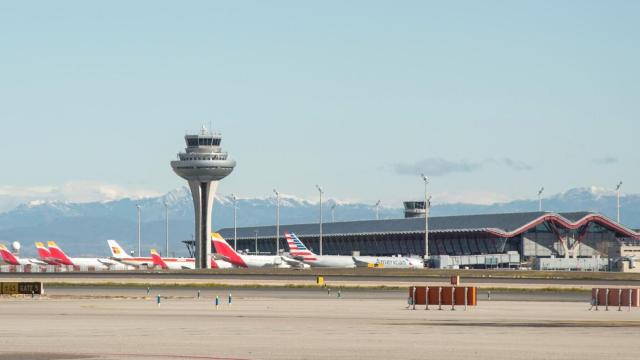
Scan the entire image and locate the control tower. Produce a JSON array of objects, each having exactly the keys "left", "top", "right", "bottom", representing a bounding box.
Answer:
[
  {"left": 171, "top": 127, "right": 236, "bottom": 268},
  {"left": 403, "top": 201, "right": 426, "bottom": 218}
]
